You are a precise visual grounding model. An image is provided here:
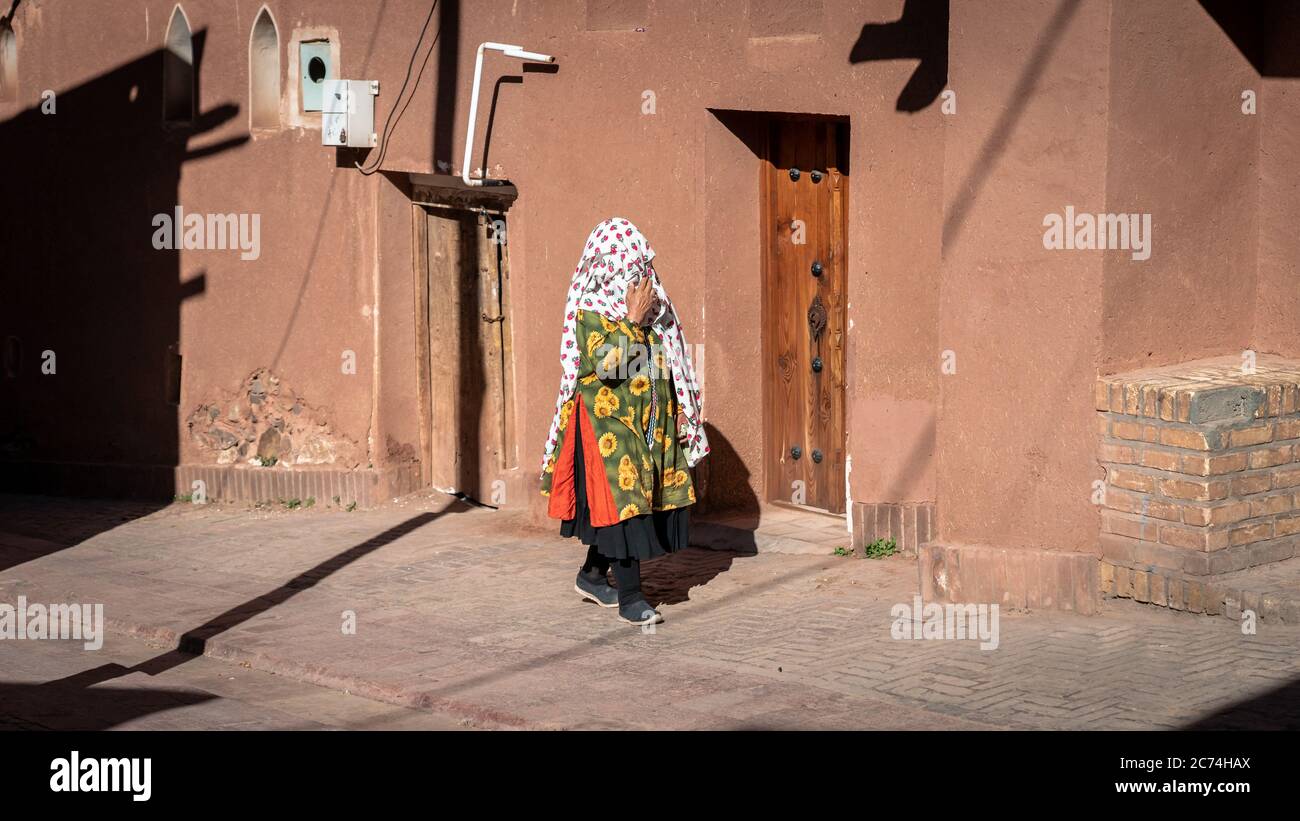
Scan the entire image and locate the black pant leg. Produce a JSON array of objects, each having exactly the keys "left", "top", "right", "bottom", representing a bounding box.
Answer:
[
  {"left": 611, "top": 557, "right": 641, "bottom": 606},
  {"left": 582, "top": 544, "right": 610, "bottom": 576}
]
